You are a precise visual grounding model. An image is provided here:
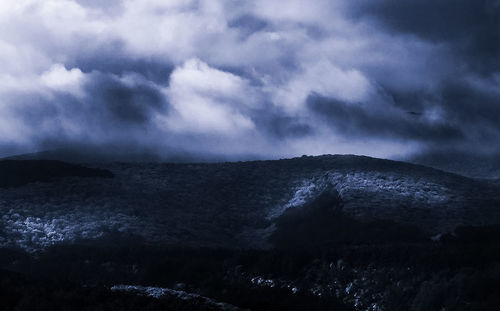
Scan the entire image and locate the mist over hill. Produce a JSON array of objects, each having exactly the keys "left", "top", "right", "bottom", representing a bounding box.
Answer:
[{"left": 408, "top": 151, "right": 500, "bottom": 179}]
